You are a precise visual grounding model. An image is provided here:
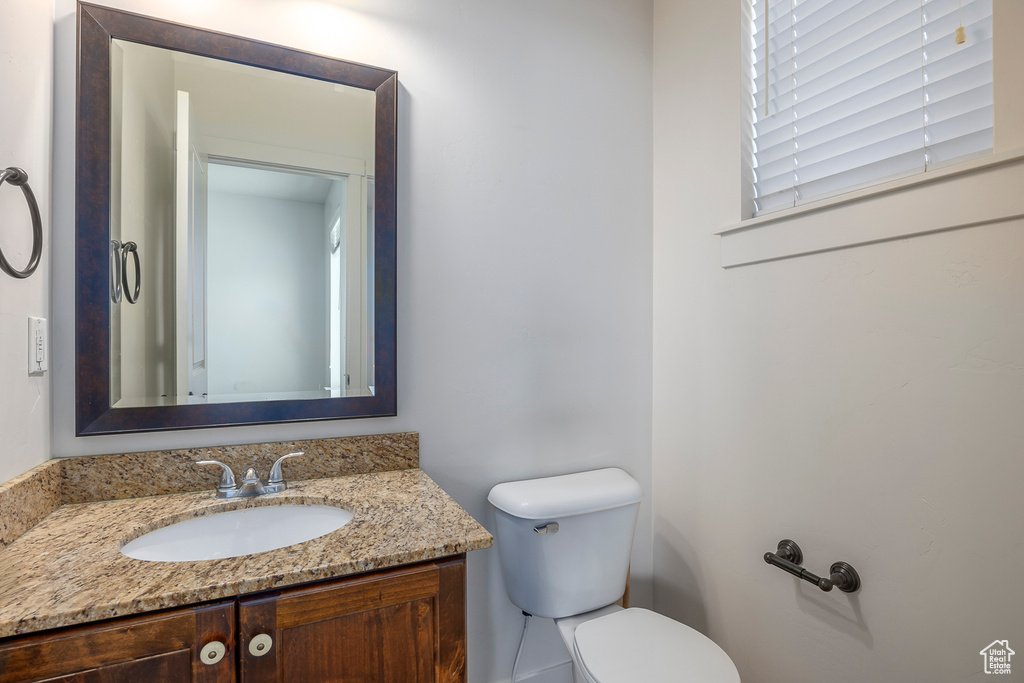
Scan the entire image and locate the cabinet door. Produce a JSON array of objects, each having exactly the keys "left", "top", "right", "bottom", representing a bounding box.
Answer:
[
  {"left": 0, "top": 602, "right": 235, "bottom": 683},
  {"left": 239, "top": 555, "right": 466, "bottom": 683}
]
